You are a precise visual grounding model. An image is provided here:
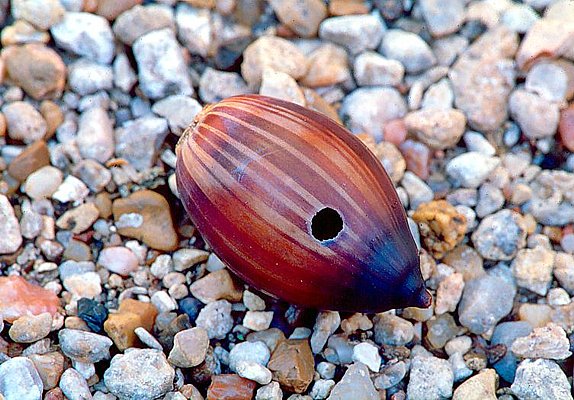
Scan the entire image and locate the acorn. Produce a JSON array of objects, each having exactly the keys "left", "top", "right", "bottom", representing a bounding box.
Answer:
[{"left": 175, "top": 94, "right": 431, "bottom": 312}]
